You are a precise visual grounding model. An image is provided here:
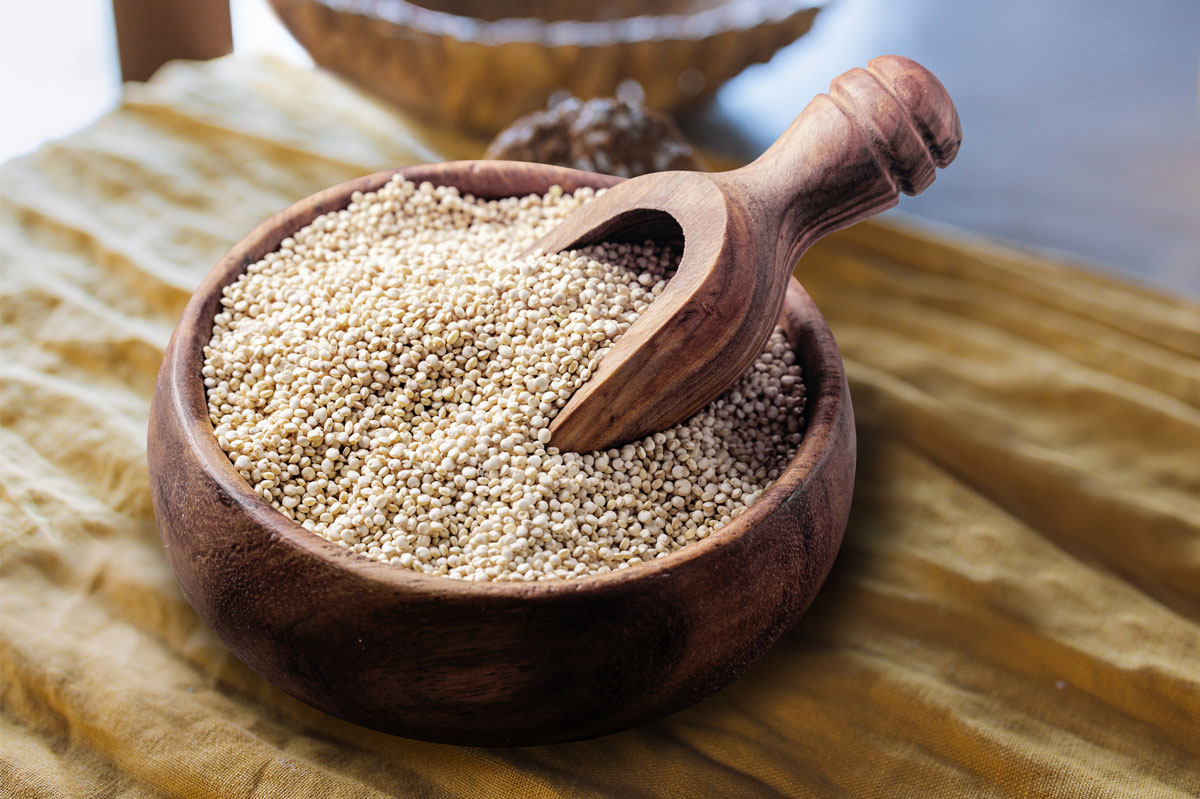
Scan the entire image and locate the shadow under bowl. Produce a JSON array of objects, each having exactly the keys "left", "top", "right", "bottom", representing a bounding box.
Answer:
[{"left": 147, "top": 160, "right": 855, "bottom": 745}]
